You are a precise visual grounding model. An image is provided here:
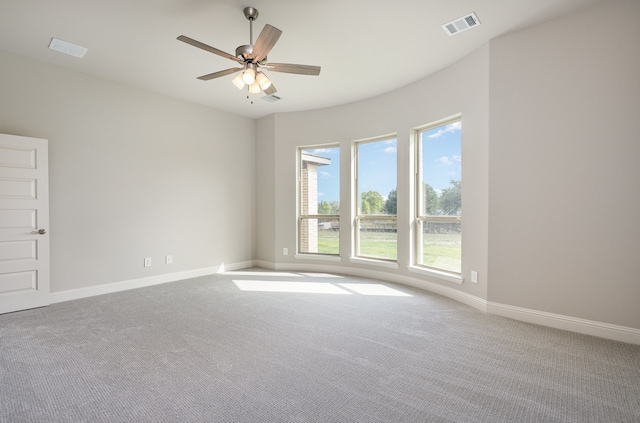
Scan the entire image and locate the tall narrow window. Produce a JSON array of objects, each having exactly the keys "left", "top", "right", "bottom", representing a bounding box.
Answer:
[
  {"left": 354, "top": 136, "right": 397, "bottom": 261},
  {"left": 298, "top": 146, "right": 340, "bottom": 255},
  {"left": 416, "top": 117, "right": 462, "bottom": 274}
]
